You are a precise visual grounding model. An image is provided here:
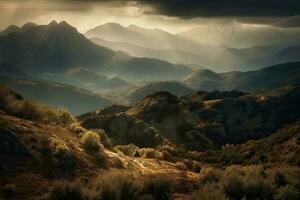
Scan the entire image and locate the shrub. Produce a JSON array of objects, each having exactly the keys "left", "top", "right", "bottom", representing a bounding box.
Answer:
[
  {"left": 198, "top": 168, "right": 222, "bottom": 184},
  {"left": 50, "top": 181, "right": 87, "bottom": 200},
  {"left": 141, "top": 175, "right": 172, "bottom": 200},
  {"left": 92, "top": 172, "right": 172, "bottom": 200},
  {"left": 114, "top": 144, "right": 140, "bottom": 157},
  {"left": 275, "top": 185, "right": 300, "bottom": 200},
  {"left": 175, "top": 162, "right": 187, "bottom": 170},
  {"left": 138, "top": 148, "right": 163, "bottom": 160},
  {"left": 47, "top": 137, "right": 77, "bottom": 173},
  {"left": 70, "top": 123, "right": 86, "bottom": 134},
  {"left": 222, "top": 173, "right": 244, "bottom": 200},
  {"left": 81, "top": 131, "right": 102, "bottom": 152},
  {"left": 191, "top": 183, "right": 226, "bottom": 200},
  {"left": 192, "top": 161, "right": 202, "bottom": 173},
  {"left": 93, "top": 172, "right": 141, "bottom": 200}
]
